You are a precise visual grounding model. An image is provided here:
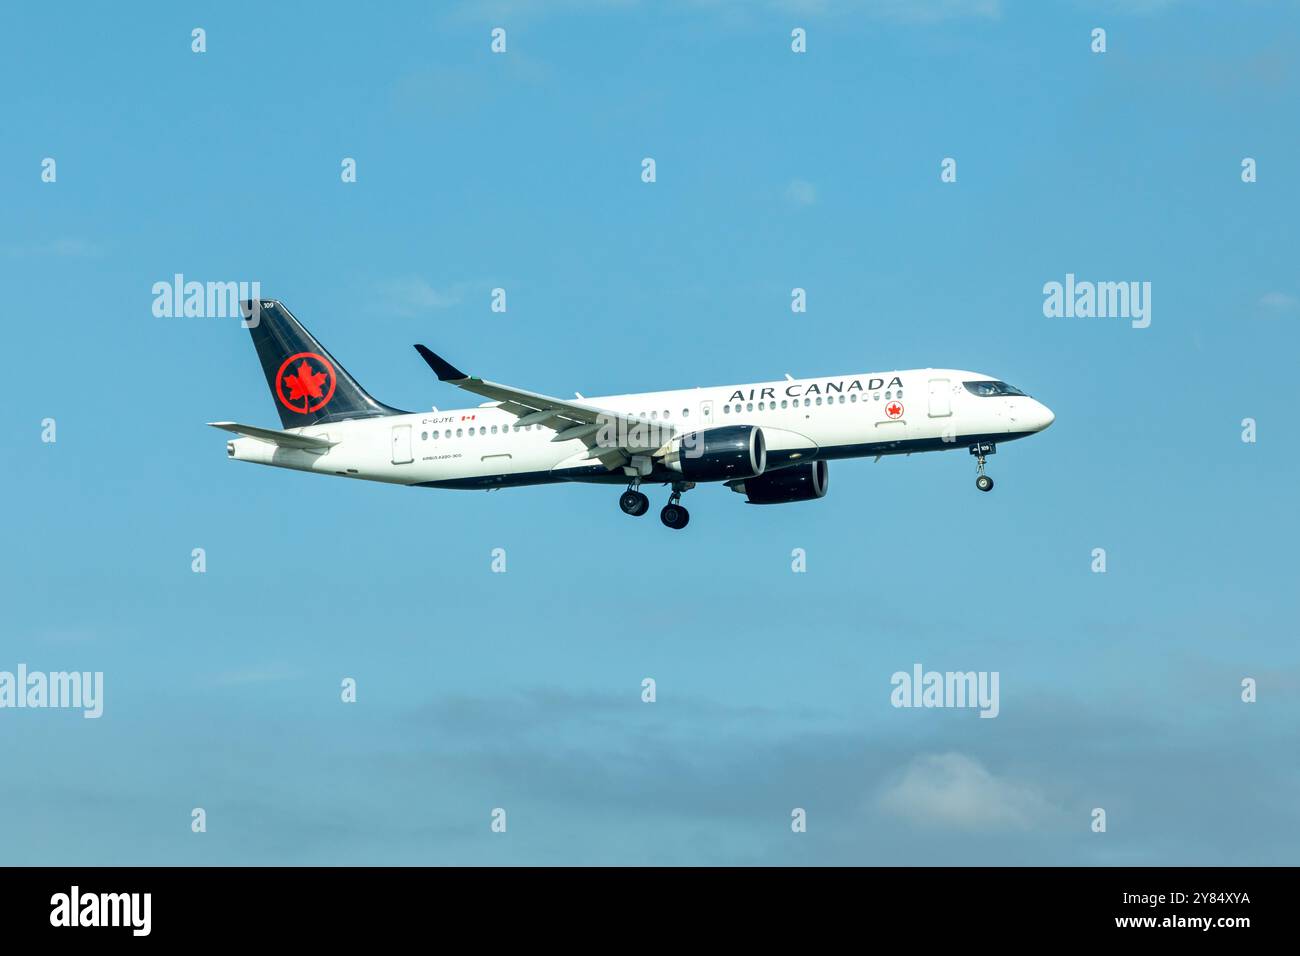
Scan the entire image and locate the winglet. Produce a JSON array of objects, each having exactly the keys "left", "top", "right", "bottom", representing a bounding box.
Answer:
[{"left": 414, "top": 344, "right": 468, "bottom": 382}]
